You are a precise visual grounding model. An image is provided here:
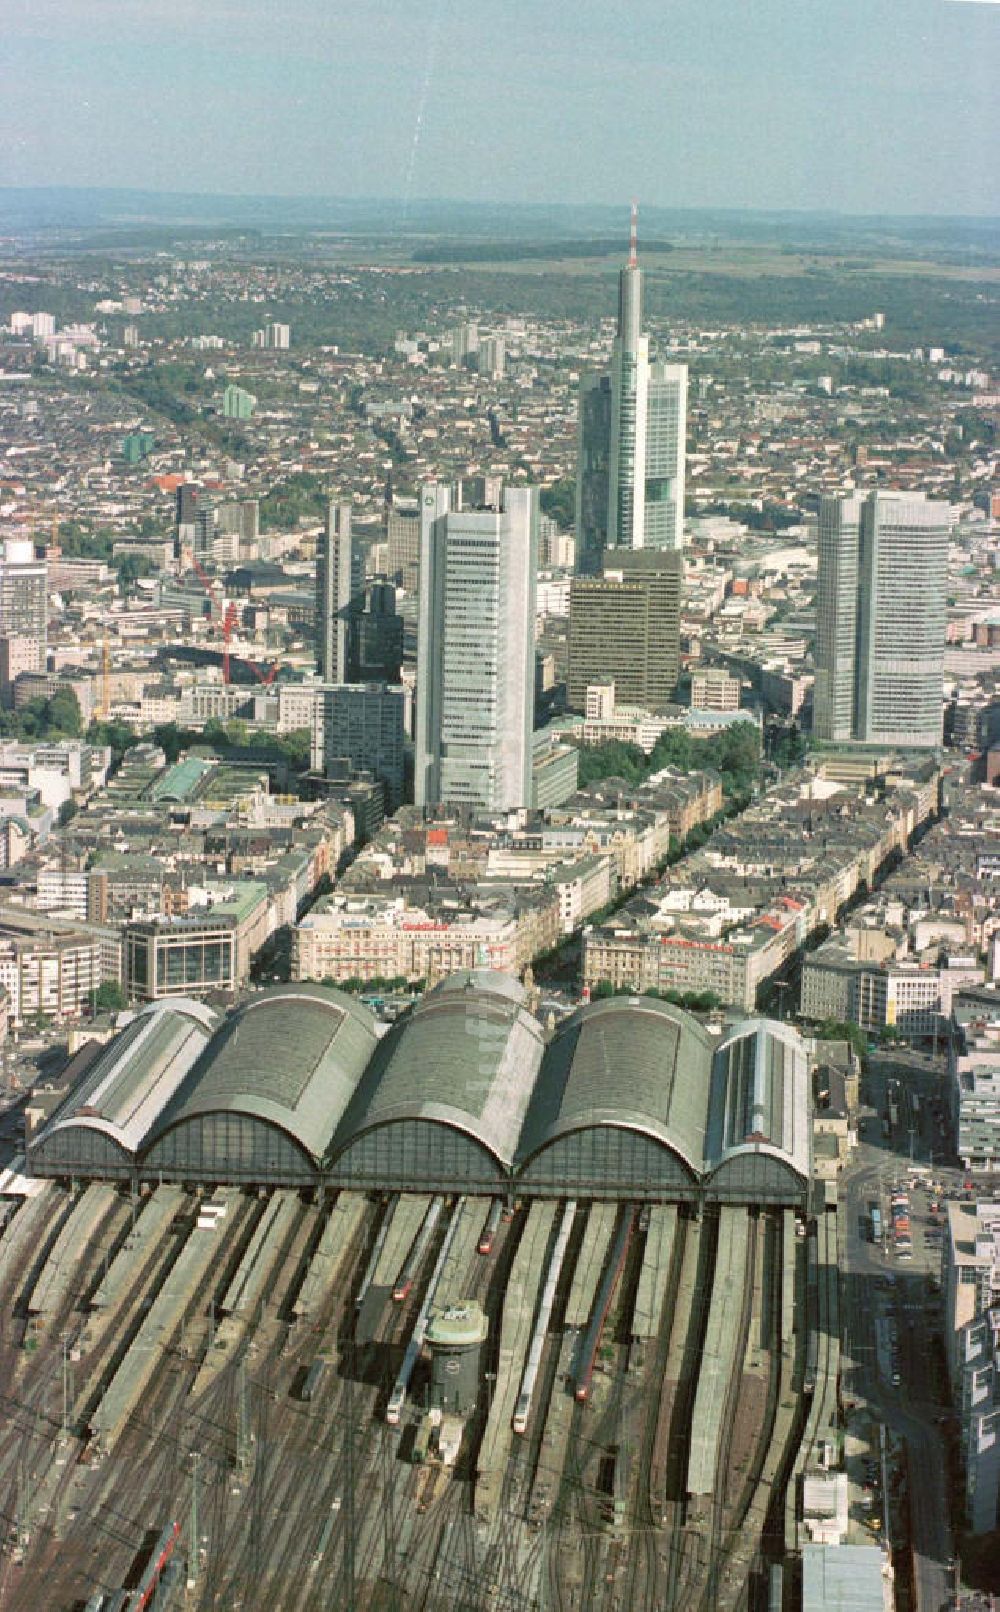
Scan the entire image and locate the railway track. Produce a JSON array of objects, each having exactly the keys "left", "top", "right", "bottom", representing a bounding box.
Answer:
[
  {"left": 701, "top": 1213, "right": 759, "bottom": 1611},
  {"left": 658, "top": 1211, "right": 715, "bottom": 1612}
]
